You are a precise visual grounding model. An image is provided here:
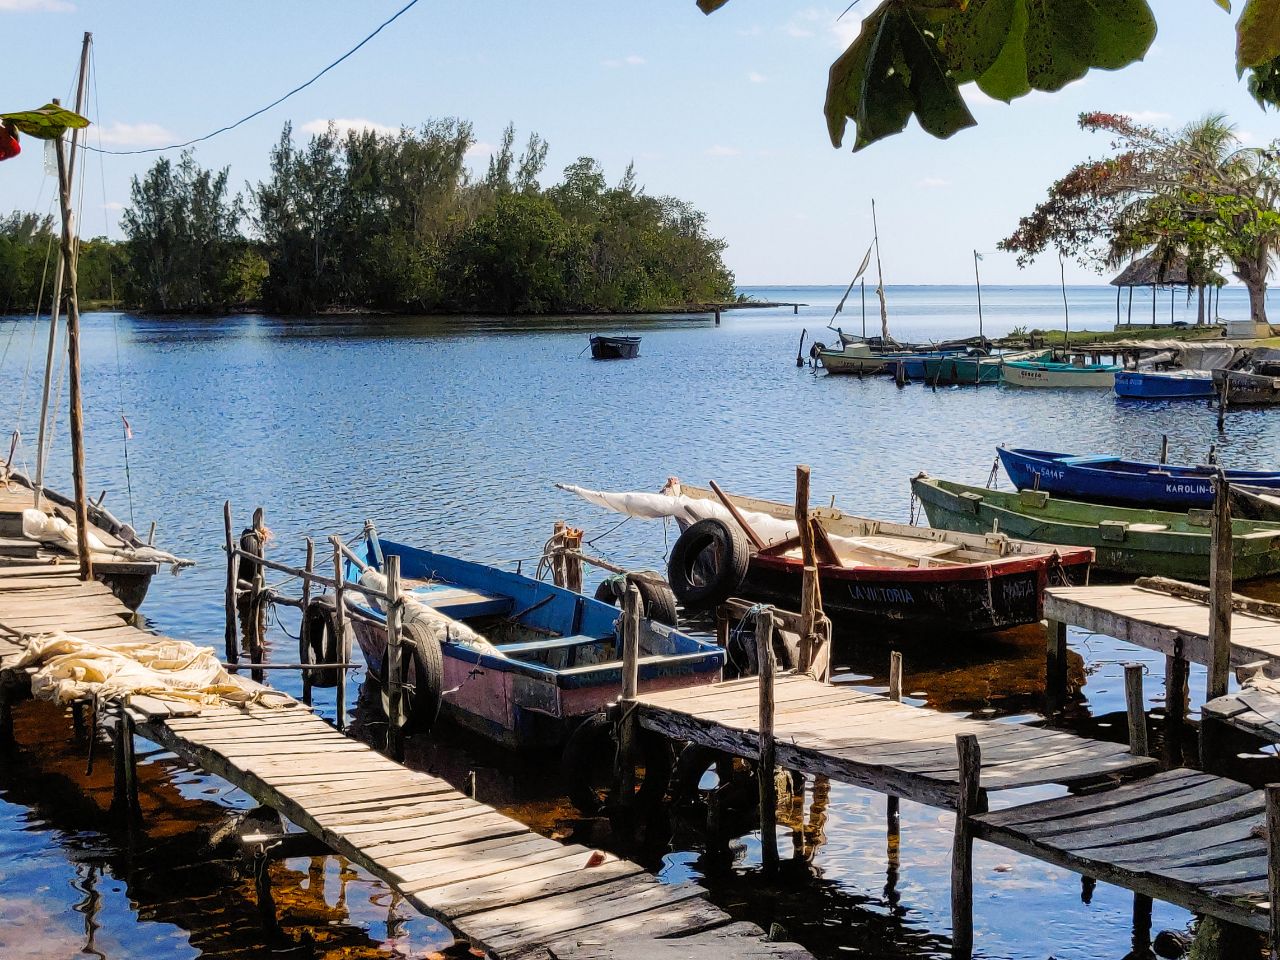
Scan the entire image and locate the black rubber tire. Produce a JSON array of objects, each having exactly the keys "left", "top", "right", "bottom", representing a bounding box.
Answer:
[
  {"left": 670, "top": 743, "right": 736, "bottom": 803},
  {"left": 378, "top": 619, "right": 445, "bottom": 734},
  {"left": 667, "top": 517, "right": 751, "bottom": 612},
  {"left": 592, "top": 571, "right": 679, "bottom": 627},
  {"left": 299, "top": 596, "right": 343, "bottom": 688},
  {"left": 561, "top": 713, "right": 614, "bottom": 814},
  {"left": 561, "top": 713, "right": 674, "bottom": 815}
]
